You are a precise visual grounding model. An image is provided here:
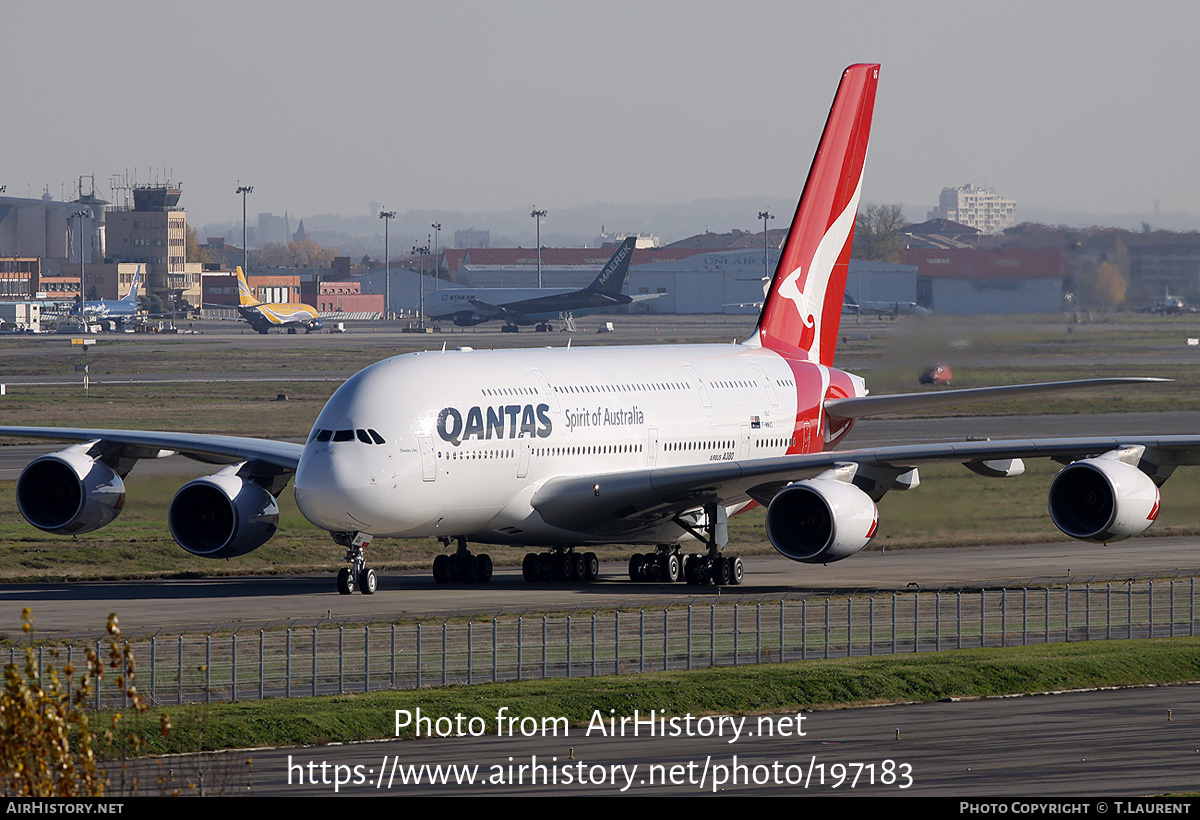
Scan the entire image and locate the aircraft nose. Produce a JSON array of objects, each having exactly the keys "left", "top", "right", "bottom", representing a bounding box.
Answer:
[{"left": 294, "top": 445, "right": 387, "bottom": 532}]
